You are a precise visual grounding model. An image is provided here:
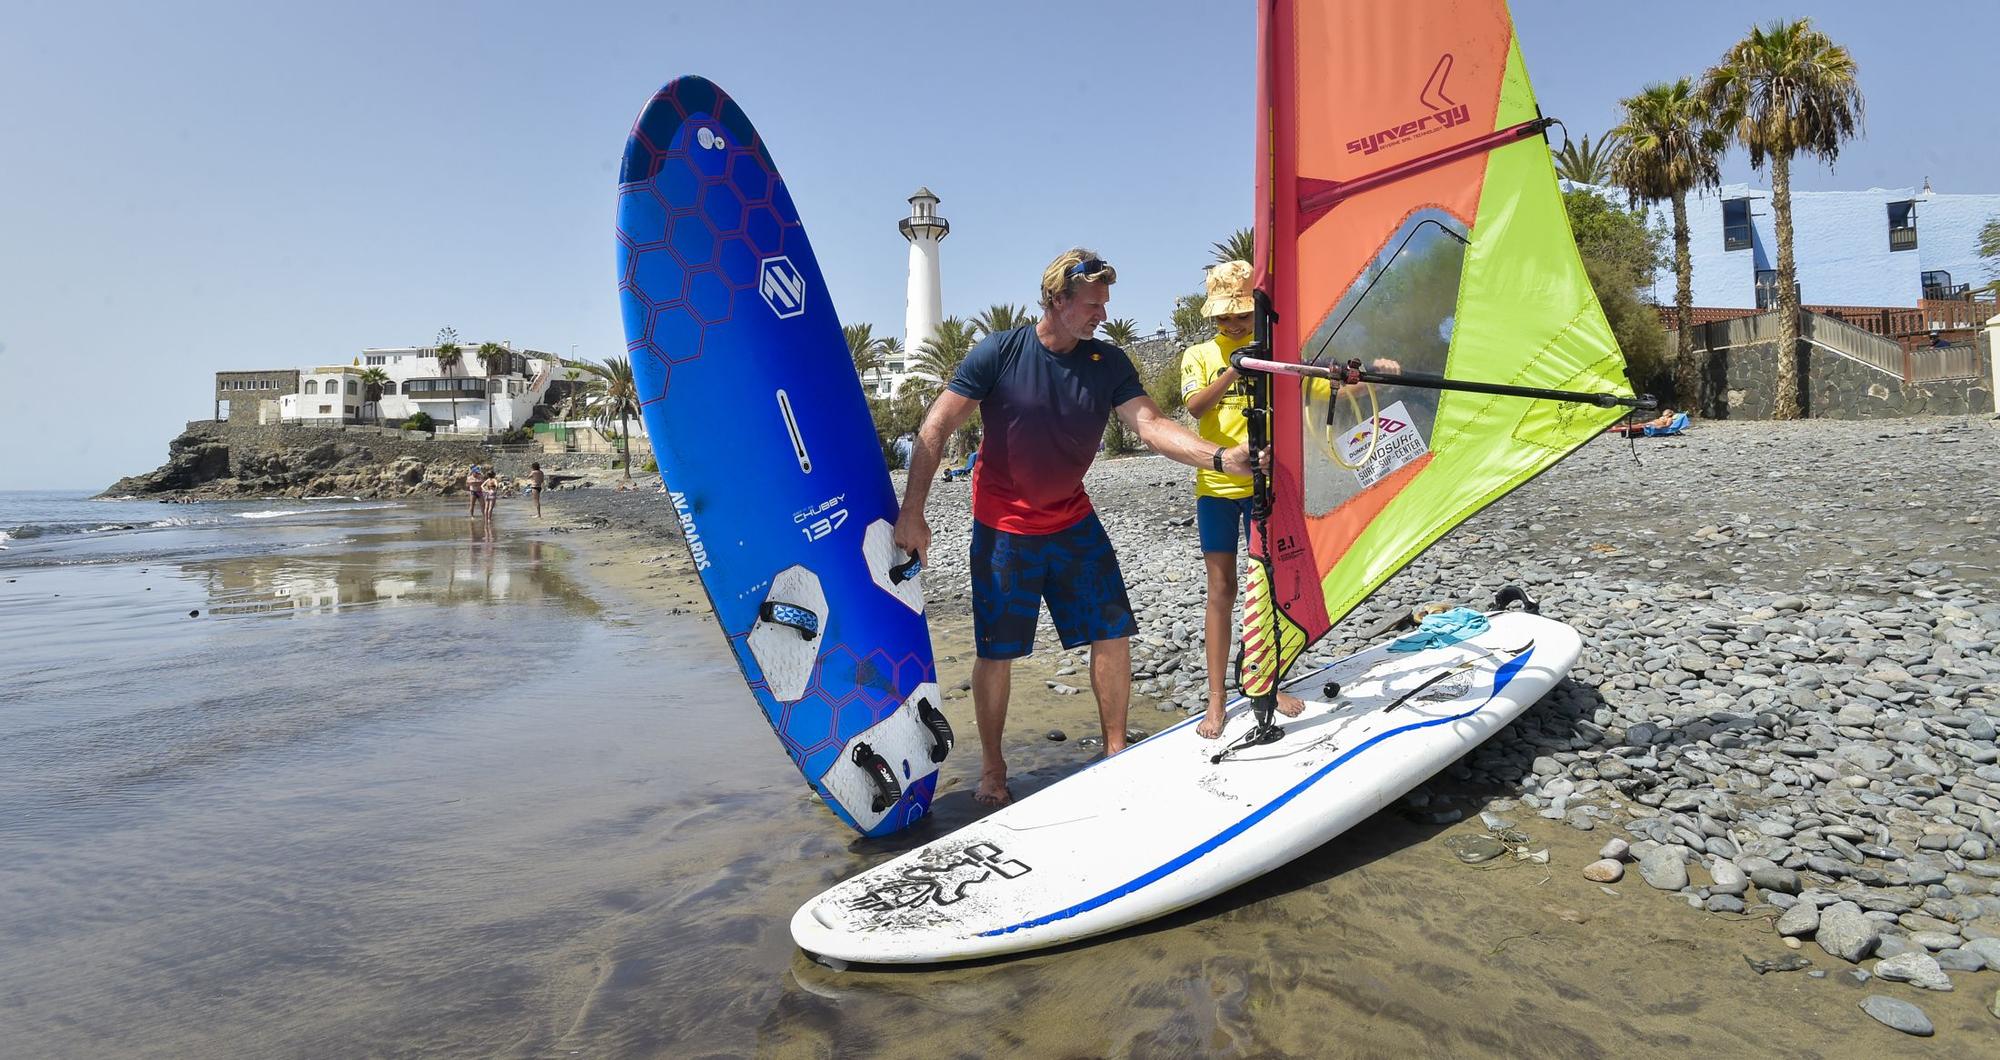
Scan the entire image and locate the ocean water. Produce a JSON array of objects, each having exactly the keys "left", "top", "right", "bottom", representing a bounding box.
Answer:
[{"left": 0, "top": 489, "right": 788, "bottom": 1057}]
